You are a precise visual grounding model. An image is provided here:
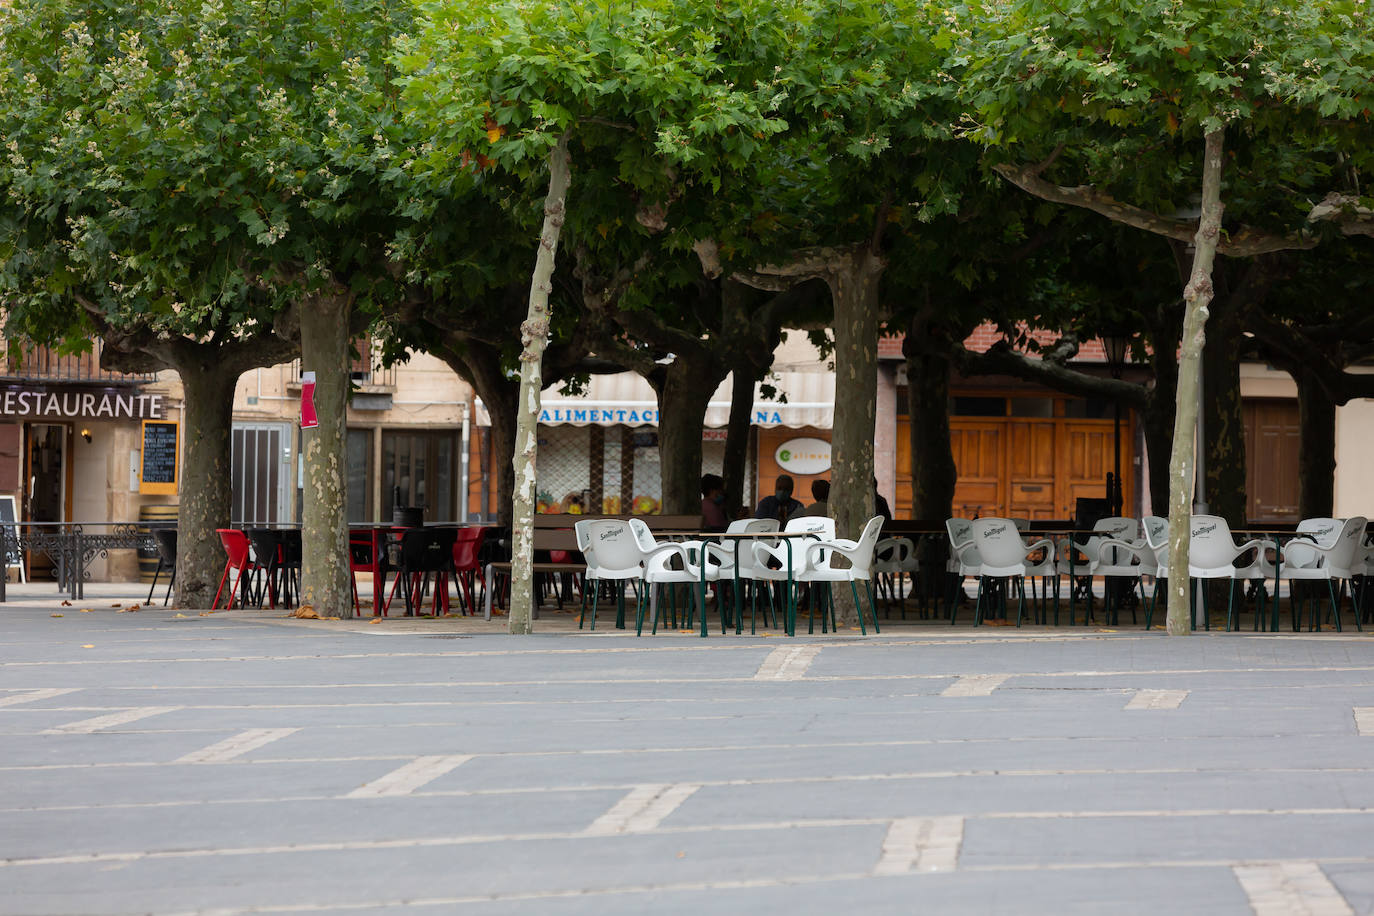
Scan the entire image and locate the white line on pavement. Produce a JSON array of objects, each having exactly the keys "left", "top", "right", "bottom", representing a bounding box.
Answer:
[
  {"left": 174, "top": 729, "right": 301, "bottom": 765},
  {"left": 873, "top": 816, "right": 964, "bottom": 875},
  {"left": 1355, "top": 708, "right": 1373, "bottom": 736},
  {"left": 344, "top": 755, "right": 473, "bottom": 799},
  {"left": 754, "top": 646, "right": 820, "bottom": 680},
  {"left": 0, "top": 688, "right": 79, "bottom": 708},
  {"left": 1233, "top": 861, "right": 1353, "bottom": 916},
  {"left": 584, "top": 784, "right": 700, "bottom": 836},
  {"left": 41, "top": 706, "right": 180, "bottom": 735},
  {"left": 1125, "top": 689, "right": 1189, "bottom": 710},
  {"left": 941, "top": 674, "right": 1010, "bottom": 697},
  {"left": 8, "top": 823, "right": 1374, "bottom": 872}
]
